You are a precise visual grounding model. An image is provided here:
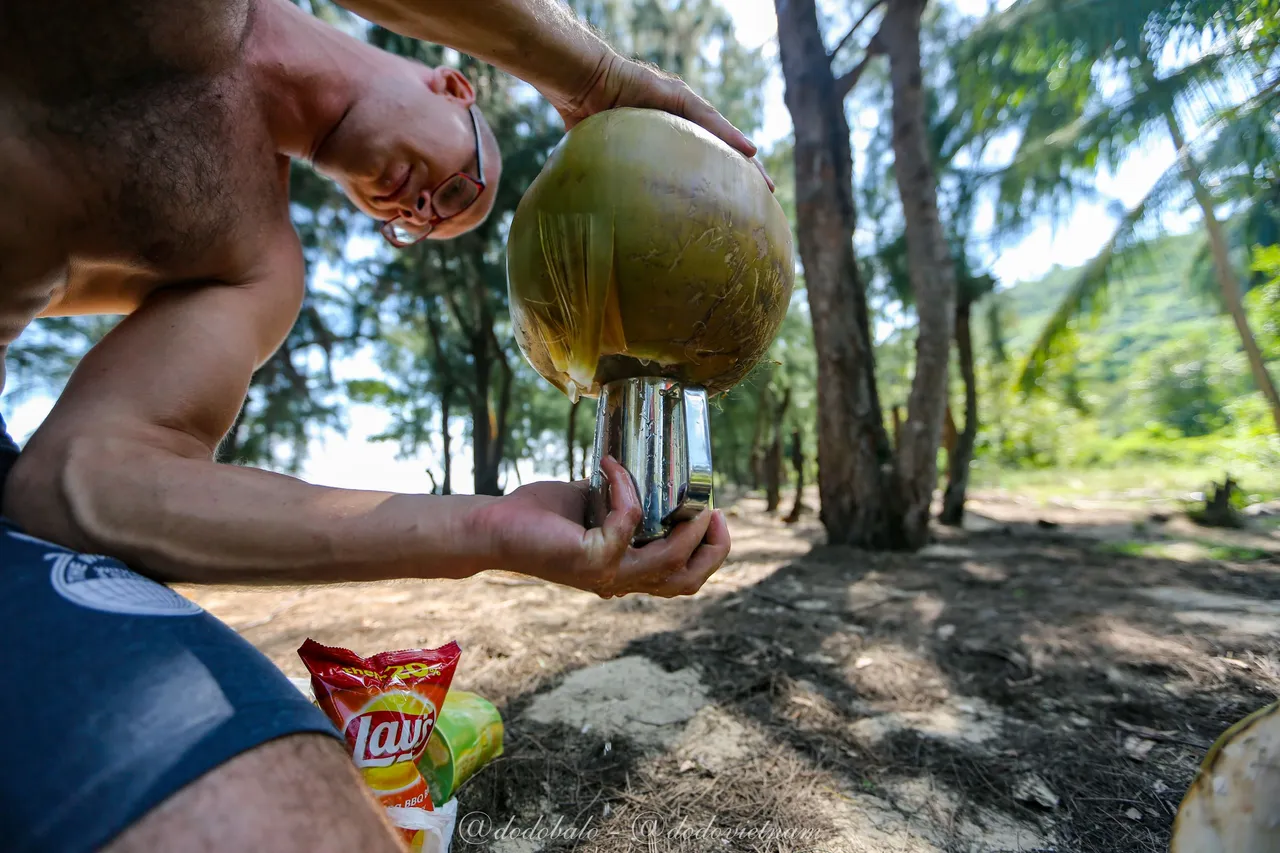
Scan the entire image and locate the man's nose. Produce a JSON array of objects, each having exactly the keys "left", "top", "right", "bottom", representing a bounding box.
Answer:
[{"left": 399, "top": 189, "right": 433, "bottom": 226}]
